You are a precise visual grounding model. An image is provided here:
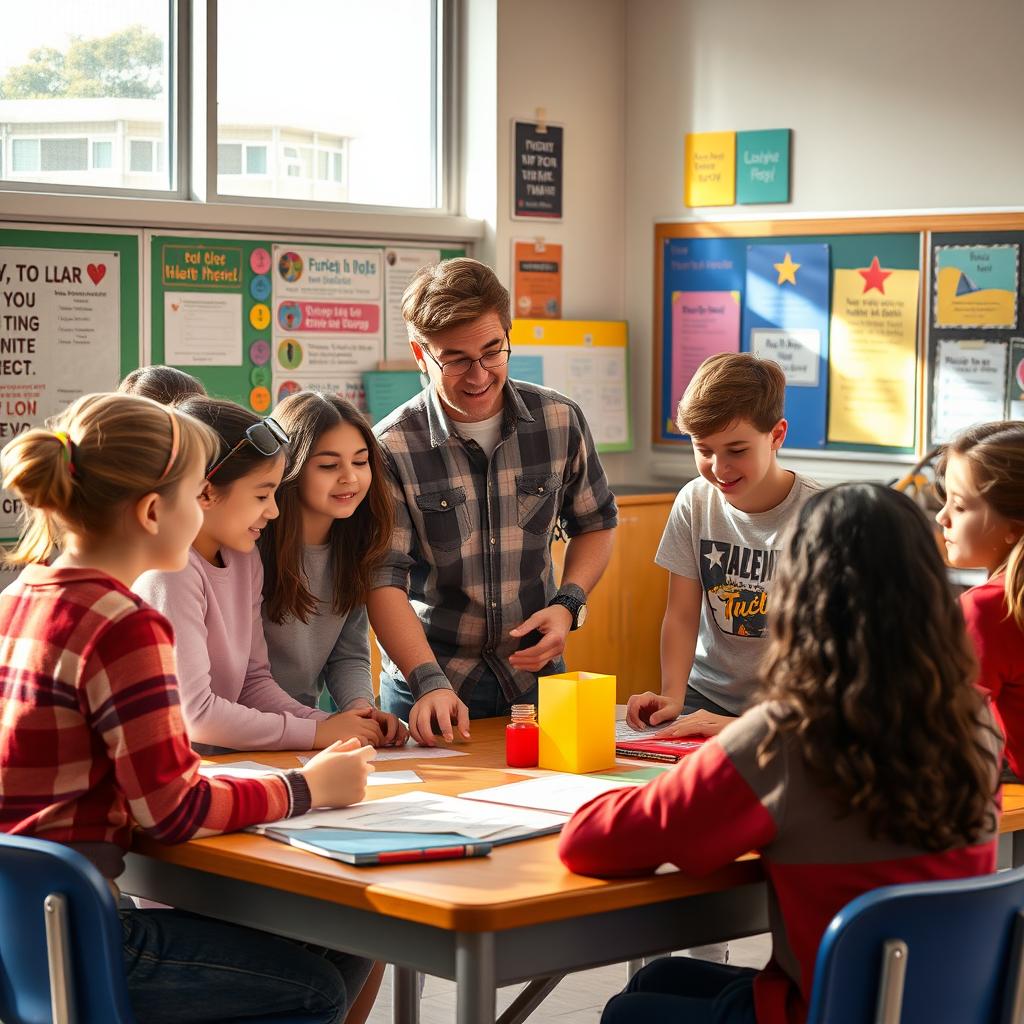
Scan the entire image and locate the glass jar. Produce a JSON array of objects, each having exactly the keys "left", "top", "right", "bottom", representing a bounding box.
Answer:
[{"left": 505, "top": 703, "right": 539, "bottom": 768}]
